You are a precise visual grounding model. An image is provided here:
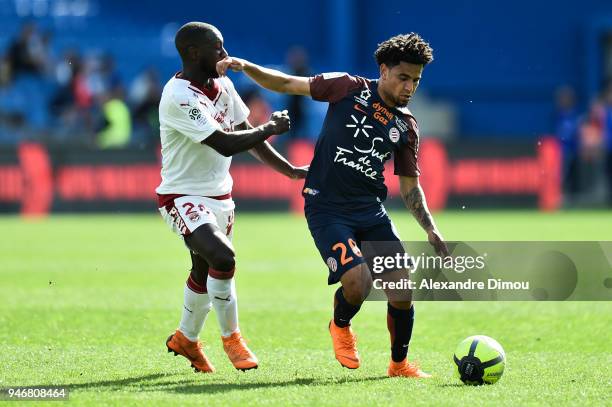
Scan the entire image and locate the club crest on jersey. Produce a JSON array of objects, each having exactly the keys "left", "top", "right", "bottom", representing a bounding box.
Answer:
[
  {"left": 389, "top": 127, "right": 400, "bottom": 143},
  {"left": 188, "top": 212, "right": 200, "bottom": 222},
  {"left": 326, "top": 257, "right": 338, "bottom": 272}
]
